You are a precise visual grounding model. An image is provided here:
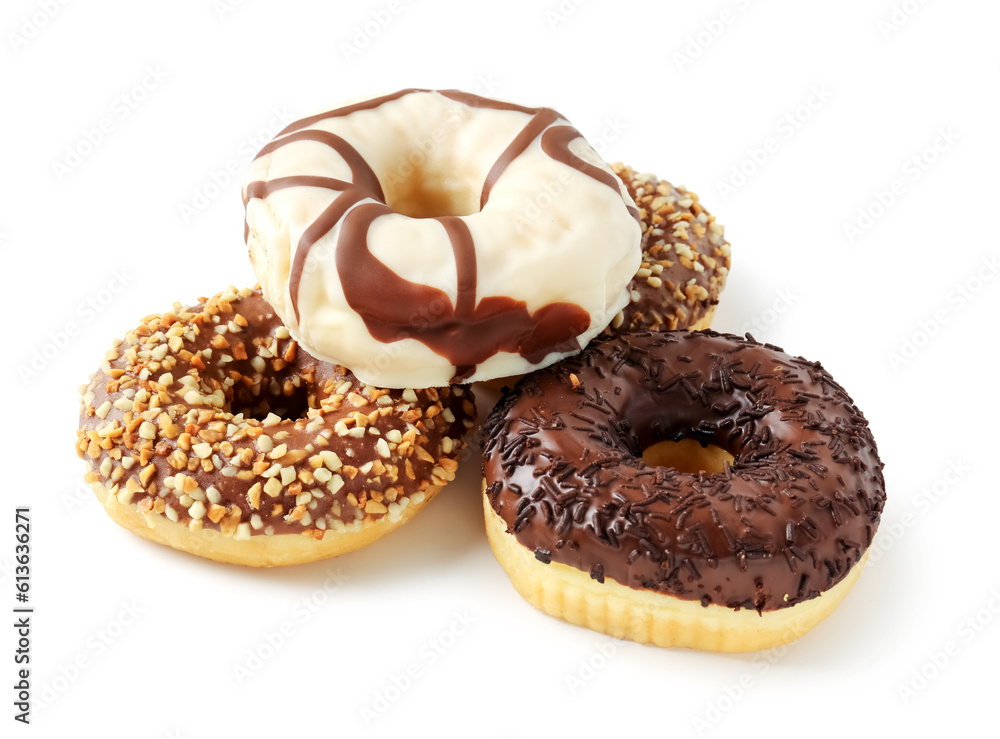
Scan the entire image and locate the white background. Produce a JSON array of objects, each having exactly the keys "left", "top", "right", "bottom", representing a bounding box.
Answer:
[{"left": 2, "top": 0, "right": 998, "bottom": 736}]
